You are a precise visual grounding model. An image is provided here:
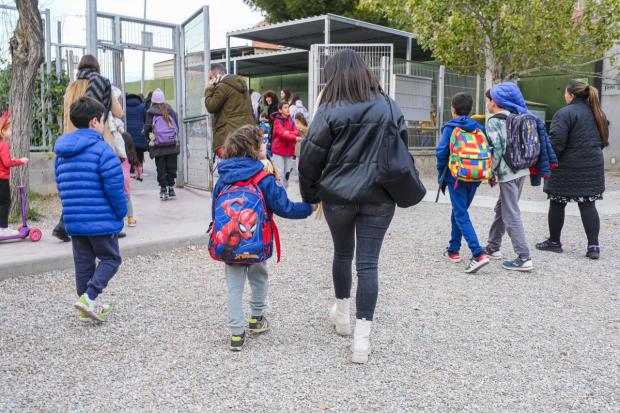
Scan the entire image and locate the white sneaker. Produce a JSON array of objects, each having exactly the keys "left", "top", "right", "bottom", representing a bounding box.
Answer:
[
  {"left": 0, "top": 227, "right": 19, "bottom": 236},
  {"left": 329, "top": 298, "right": 351, "bottom": 335},
  {"left": 351, "top": 318, "right": 372, "bottom": 364}
]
